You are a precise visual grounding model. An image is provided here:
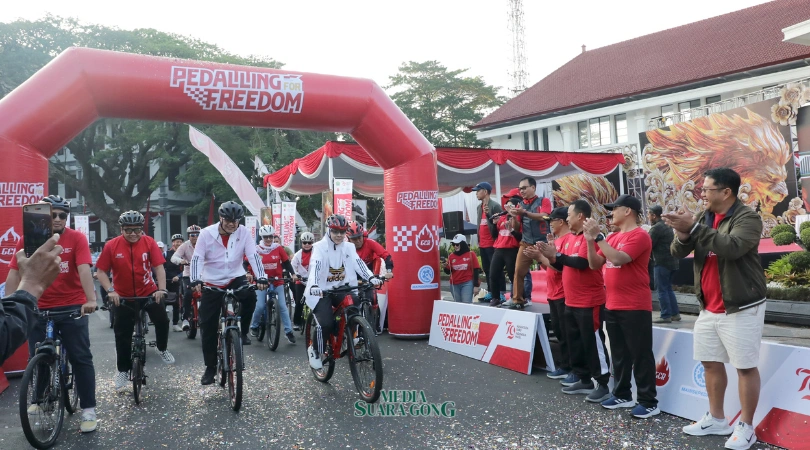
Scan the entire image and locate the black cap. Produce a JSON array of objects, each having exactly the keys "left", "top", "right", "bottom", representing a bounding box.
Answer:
[
  {"left": 471, "top": 182, "right": 492, "bottom": 193},
  {"left": 604, "top": 194, "right": 642, "bottom": 212},
  {"left": 648, "top": 205, "right": 663, "bottom": 216},
  {"left": 548, "top": 207, "right": 568, "bottom": 221}
]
